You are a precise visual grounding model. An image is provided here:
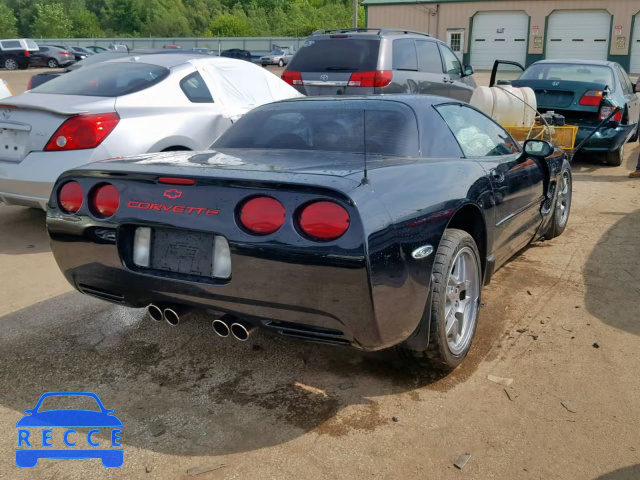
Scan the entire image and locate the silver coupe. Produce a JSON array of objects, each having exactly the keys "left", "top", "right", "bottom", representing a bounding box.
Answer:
[{"left": 0, "top": 54, "right": 302, "bottom": 209}]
